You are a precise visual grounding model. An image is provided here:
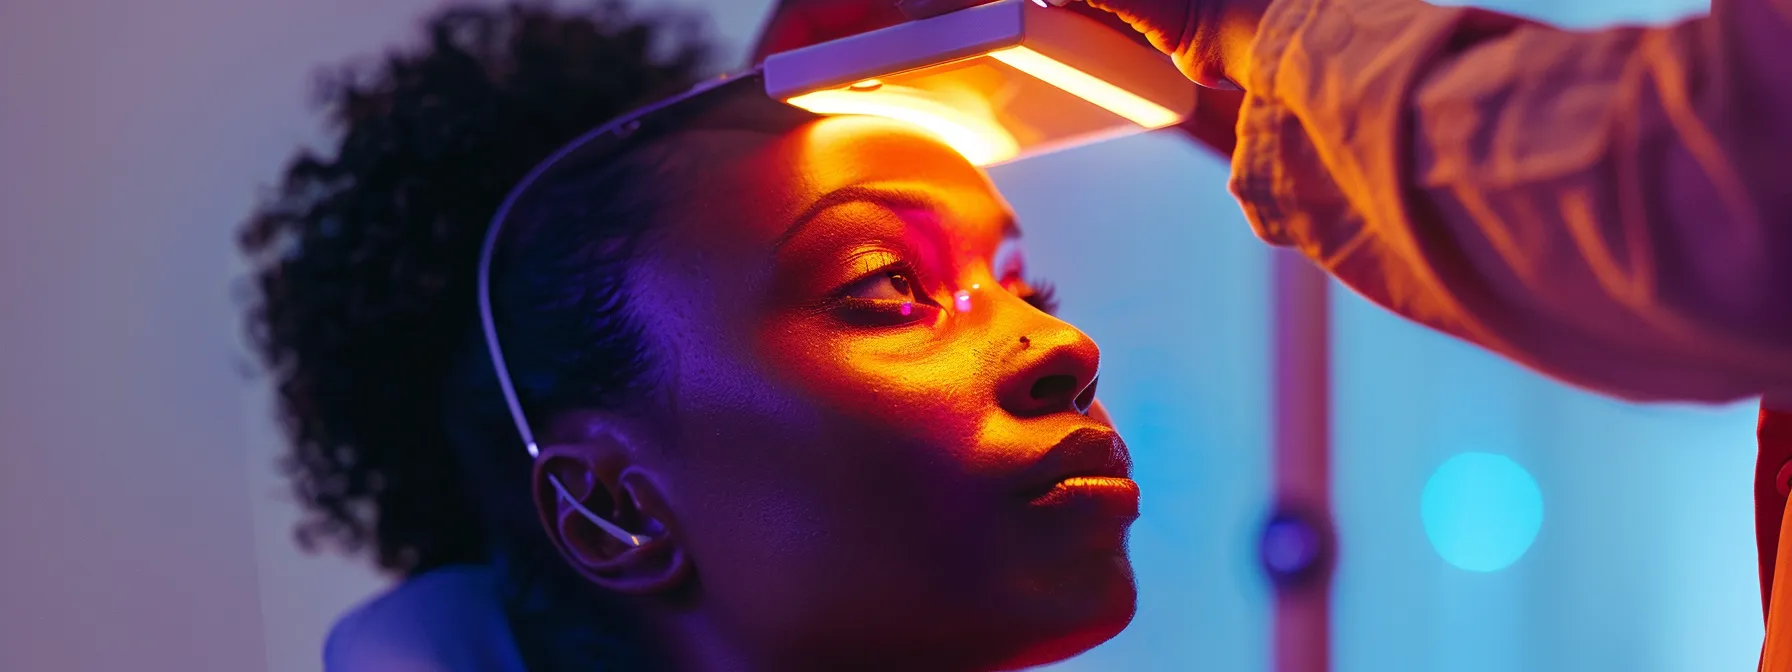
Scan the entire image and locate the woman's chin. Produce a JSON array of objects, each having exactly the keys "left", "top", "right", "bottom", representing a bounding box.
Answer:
[{"left": 994, "top": 553, "right": 1138, "bottom": 669}]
